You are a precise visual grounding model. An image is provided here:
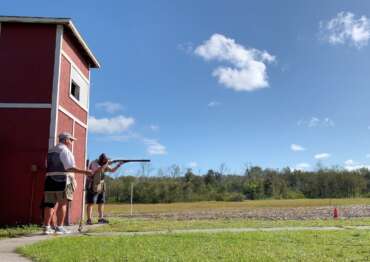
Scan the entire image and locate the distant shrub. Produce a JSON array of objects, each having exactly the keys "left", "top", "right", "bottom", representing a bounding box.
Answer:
[
  {"left": 105, "top": 166, "right": 370, "bottom": 203},
  {"left": 285, "top": 190, "right": 305, "bottom": 199},
  {"left": 224, "top": 193, "right": 245, "bottom": 202}
]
